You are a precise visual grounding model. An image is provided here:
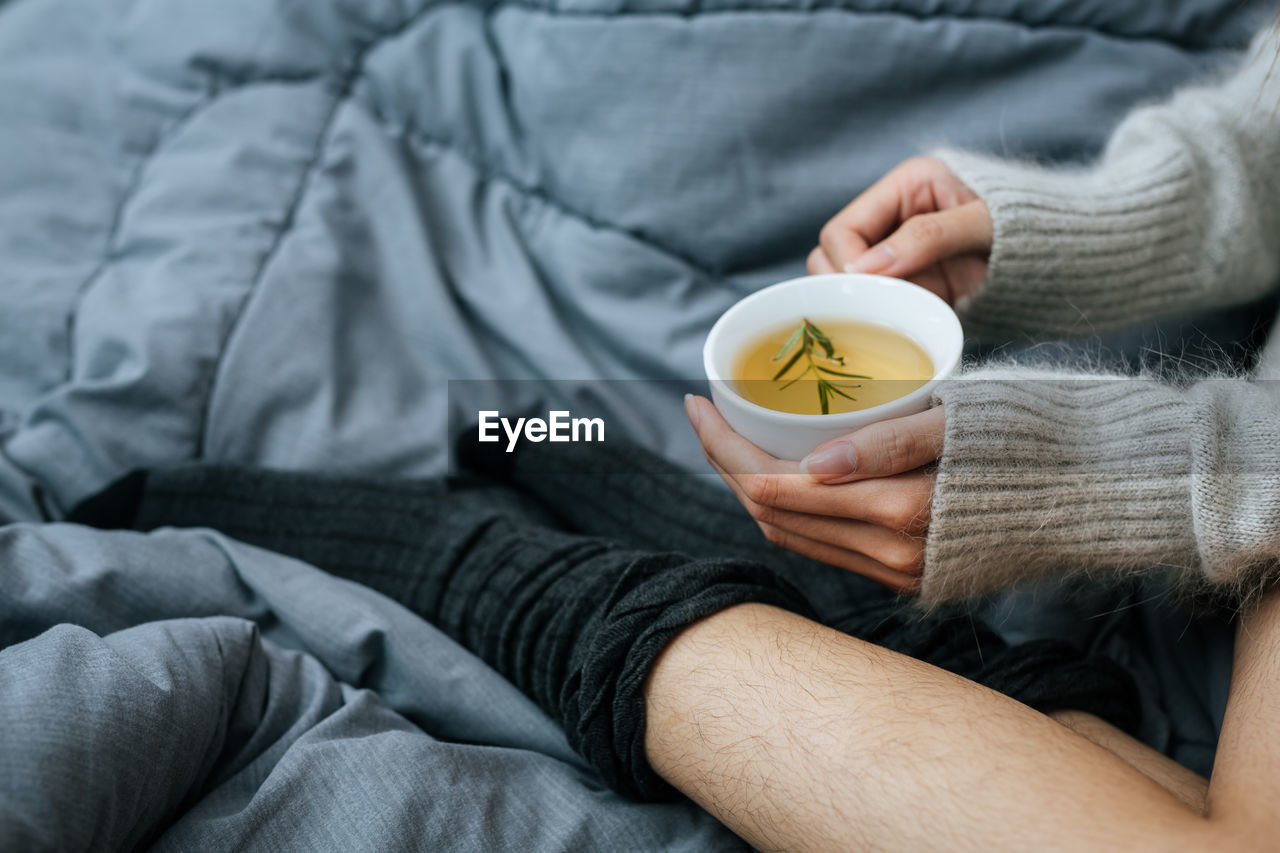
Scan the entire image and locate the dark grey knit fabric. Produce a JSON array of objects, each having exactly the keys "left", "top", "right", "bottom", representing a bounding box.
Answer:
[
  {"left": 68, "top": 438, "right": 1141, "bottom": 800},
  {"left": 458, "top": 437, "right": 1143, "bottom": 727}
]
